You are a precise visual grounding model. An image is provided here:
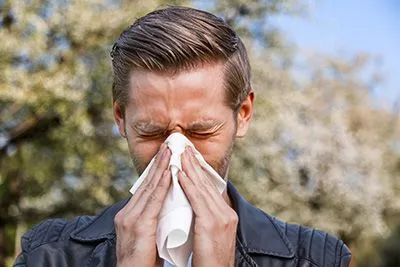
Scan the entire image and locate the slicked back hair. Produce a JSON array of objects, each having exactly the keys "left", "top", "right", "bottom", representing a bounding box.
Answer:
[{"left": 110, "top": 6, "right": 251, "bottom": 115}]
